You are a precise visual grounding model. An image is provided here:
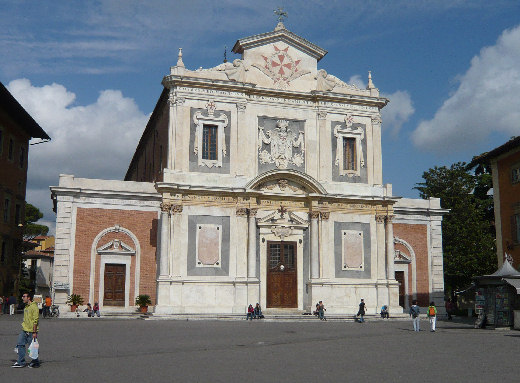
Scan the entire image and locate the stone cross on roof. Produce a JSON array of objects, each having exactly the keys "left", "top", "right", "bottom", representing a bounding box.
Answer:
[{"left": 274, "top": 7, "right": 288, "bottom": 23}]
